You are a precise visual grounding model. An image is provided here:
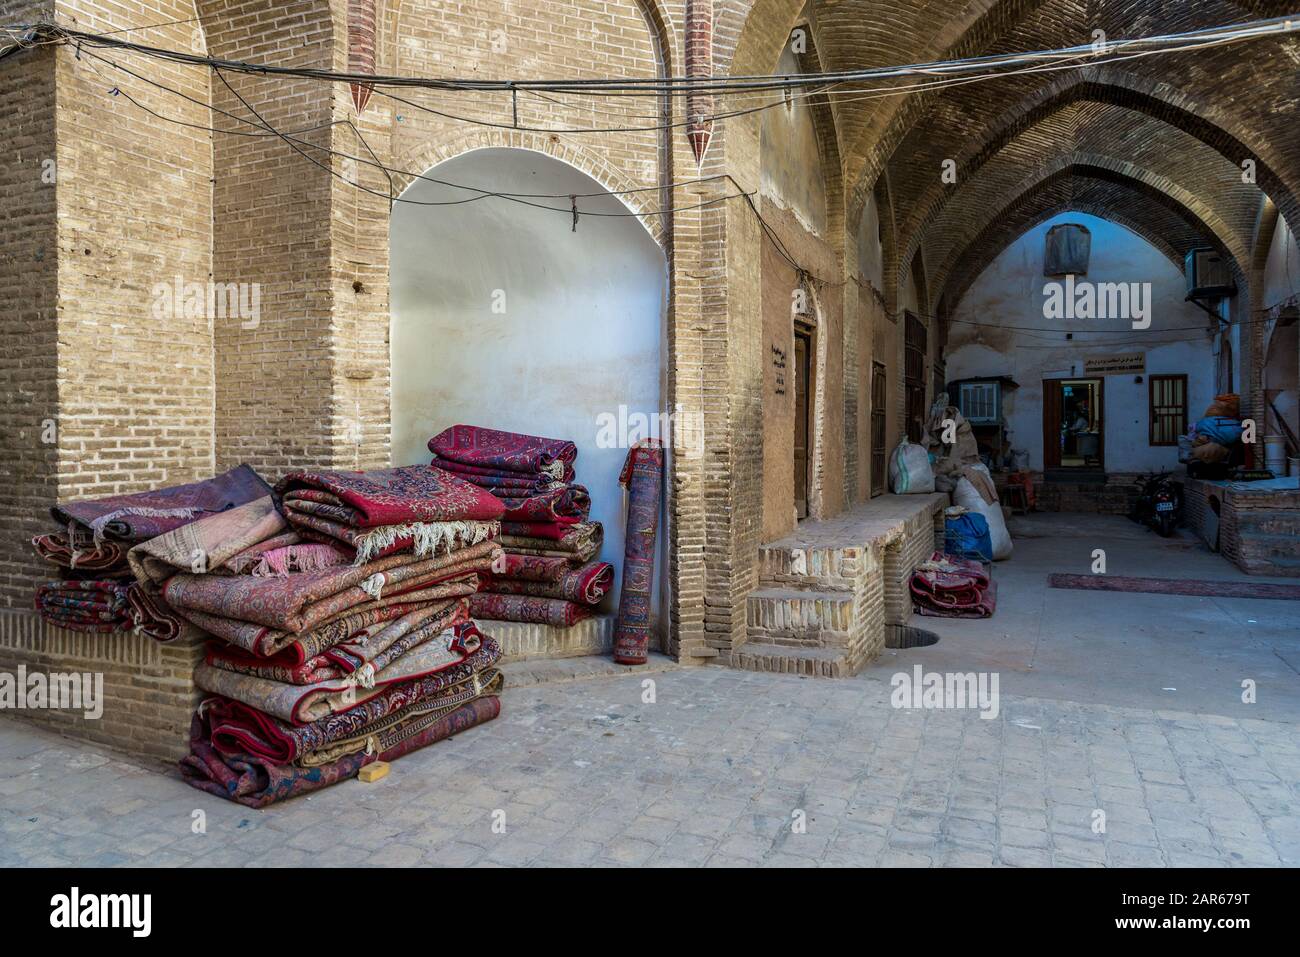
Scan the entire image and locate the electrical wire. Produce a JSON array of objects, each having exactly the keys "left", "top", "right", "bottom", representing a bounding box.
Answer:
[{"left": 6, "top": 15, "right": 1296, "bottom": 96}]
